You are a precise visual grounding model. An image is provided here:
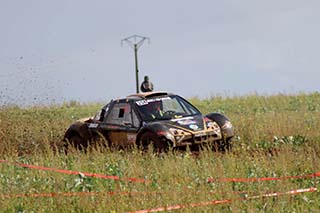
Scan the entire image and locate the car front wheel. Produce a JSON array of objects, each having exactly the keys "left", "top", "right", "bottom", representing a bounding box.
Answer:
[
  {"left": 212, "top": 137, "right": 232, "bottom": 152},
  {"left": 140, "top": 132, "right": 168, "bottom": 153}
]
